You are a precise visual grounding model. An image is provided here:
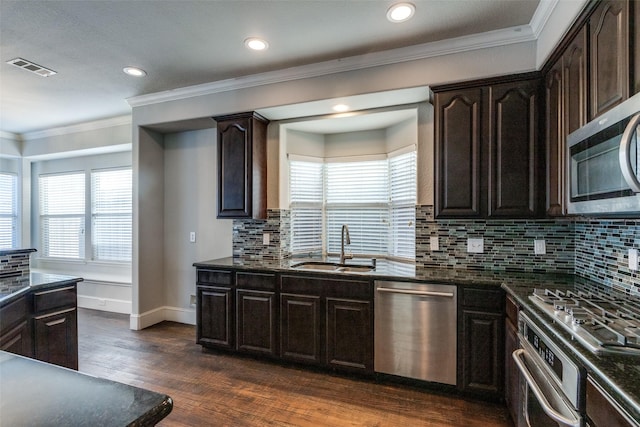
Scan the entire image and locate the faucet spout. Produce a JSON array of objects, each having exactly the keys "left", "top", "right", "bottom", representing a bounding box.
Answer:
[{"left": 340, "top": 224, "right": 352, "bottom": 264}]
